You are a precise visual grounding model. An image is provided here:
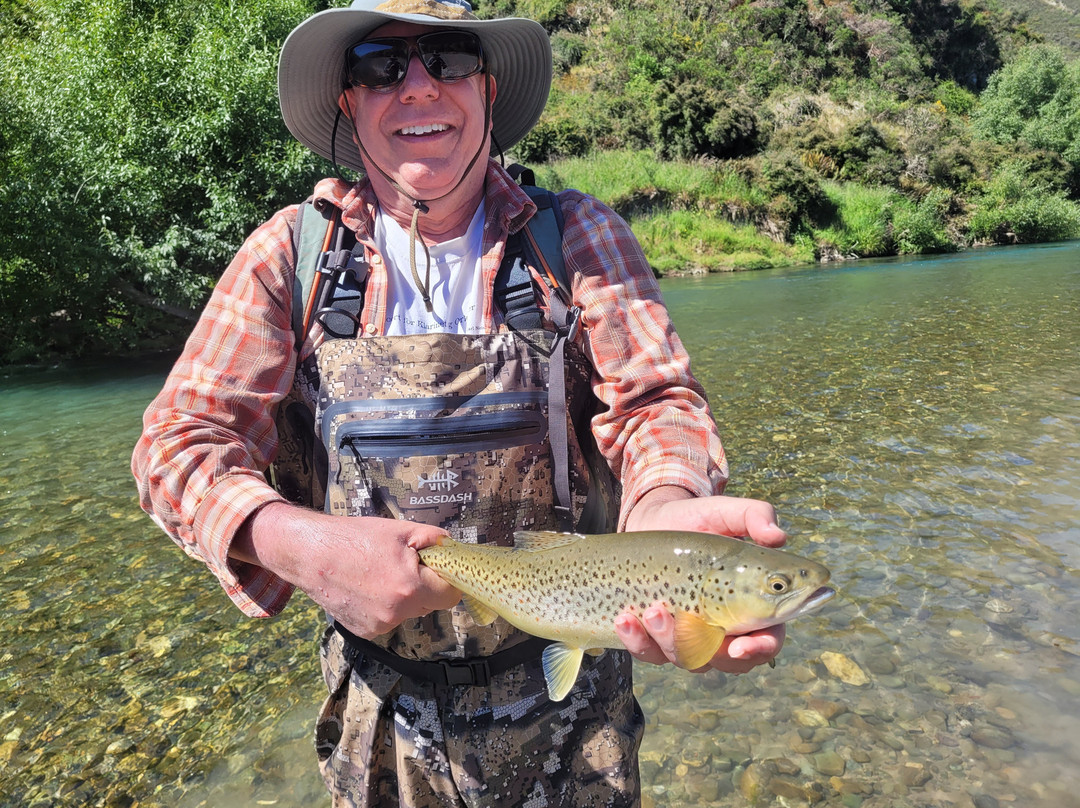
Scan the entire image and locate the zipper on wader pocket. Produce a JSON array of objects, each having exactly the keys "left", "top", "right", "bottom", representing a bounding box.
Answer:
[{"left": 336, "top": 409, "right": 548, "bottom": 458}]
